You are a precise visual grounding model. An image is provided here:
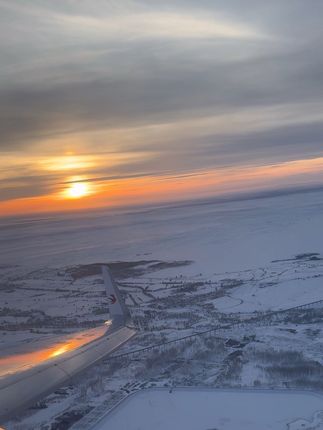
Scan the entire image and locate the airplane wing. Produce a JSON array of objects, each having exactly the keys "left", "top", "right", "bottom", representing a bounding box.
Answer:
[
  {"left": 0, "top": 266, "right": 136, "bottom": 422},
  {"left": 102, "top": 265, "right": 131, "bottom": 327}
]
